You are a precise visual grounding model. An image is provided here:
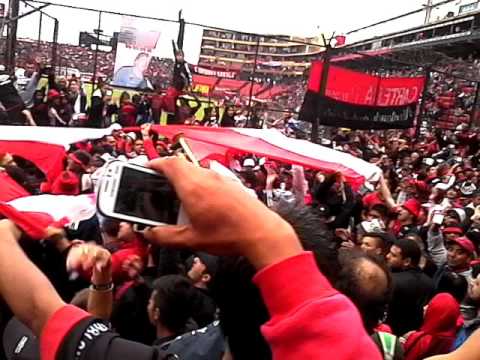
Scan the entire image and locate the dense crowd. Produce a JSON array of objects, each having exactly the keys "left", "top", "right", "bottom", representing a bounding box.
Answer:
[
  {"left": 3, "top": 40, "right": 480, "bottom": 360},
  {"left": 2, "top": 109, "right": 480, "bottom": 359}
]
